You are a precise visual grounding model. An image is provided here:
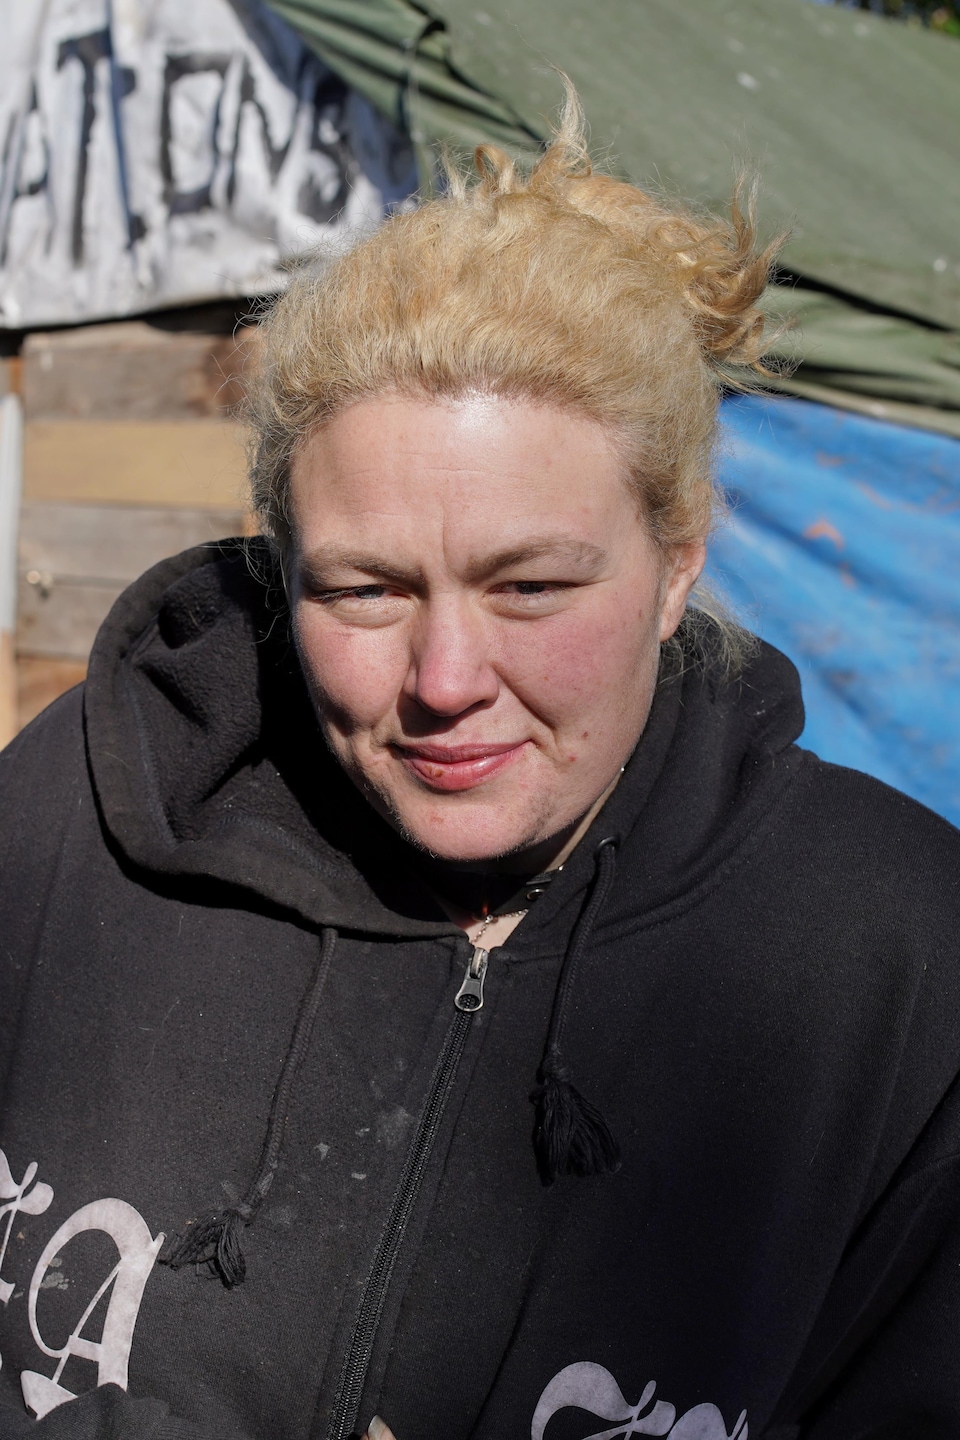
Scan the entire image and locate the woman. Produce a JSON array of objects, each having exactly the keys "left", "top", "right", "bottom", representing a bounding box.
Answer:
[{"left": 1, "top": 93, "right": 959, "bottom": 1440}]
